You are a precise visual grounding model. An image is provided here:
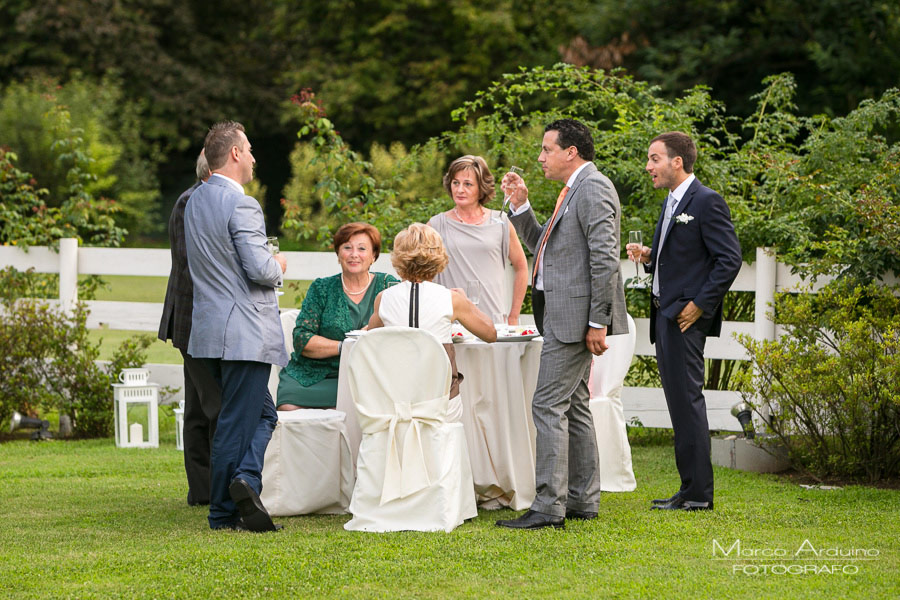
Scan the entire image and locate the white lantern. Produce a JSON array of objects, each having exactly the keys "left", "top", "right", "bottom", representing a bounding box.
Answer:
[
  {"left": 111, "top": 368, "right": 159, "bottom": 448},
  {"left": 174, "top": 399, "right": 185, "bottom": 451}
]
